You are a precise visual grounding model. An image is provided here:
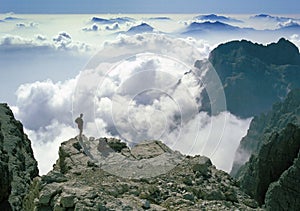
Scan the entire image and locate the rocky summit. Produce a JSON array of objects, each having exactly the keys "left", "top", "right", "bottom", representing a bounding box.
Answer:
[
  {"left": 24, "top": 137, "right": 260, "bottom": 210},
  {"left": 203, "top": 38, "right": 300, "bottom": 118},
  {"left": 0, "top": 103, "right": 39, "bottom": 210}
]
